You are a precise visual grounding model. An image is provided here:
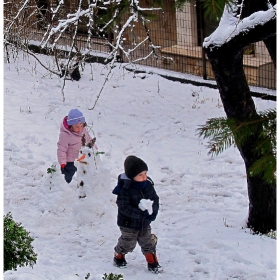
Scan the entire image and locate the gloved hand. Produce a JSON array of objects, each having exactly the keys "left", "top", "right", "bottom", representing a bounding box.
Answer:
[
  {"left": 142, "top": 209, "right": 149, "bottom": 218},
  {"left": 61, "top": 164, "right": 66, "bottom": 174},
  {"left": 60, "top": 162, "right": 76, "bottom": 183},
  {"left": 145, "top": 214, "right": 156, "bottom": 222}
]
